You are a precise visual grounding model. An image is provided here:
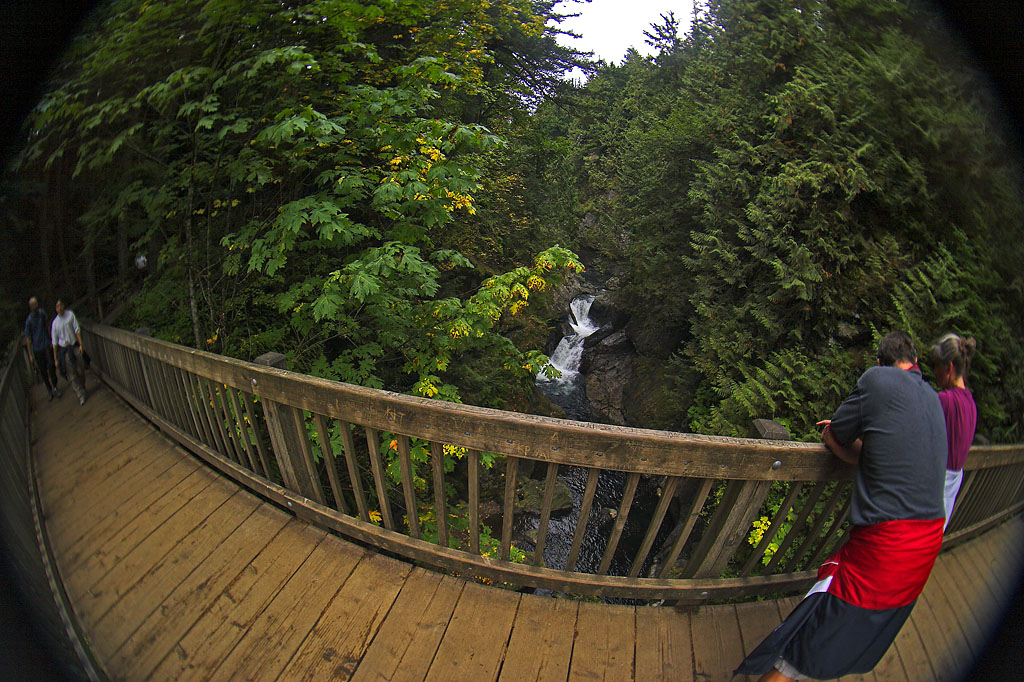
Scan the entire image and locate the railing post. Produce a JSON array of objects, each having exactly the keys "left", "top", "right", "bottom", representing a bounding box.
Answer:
[
  {"left": 752, "top": 418, "right": 792, "bottom": 441},
  {"left": 254, "top": 352, "right": 320, "bottom": 502}
]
